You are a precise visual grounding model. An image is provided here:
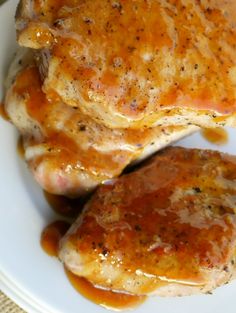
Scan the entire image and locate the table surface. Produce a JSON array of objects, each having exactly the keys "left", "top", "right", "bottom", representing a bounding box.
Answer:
[{"left": 0, "top": 291, "right": 25, "bottom": 313}]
